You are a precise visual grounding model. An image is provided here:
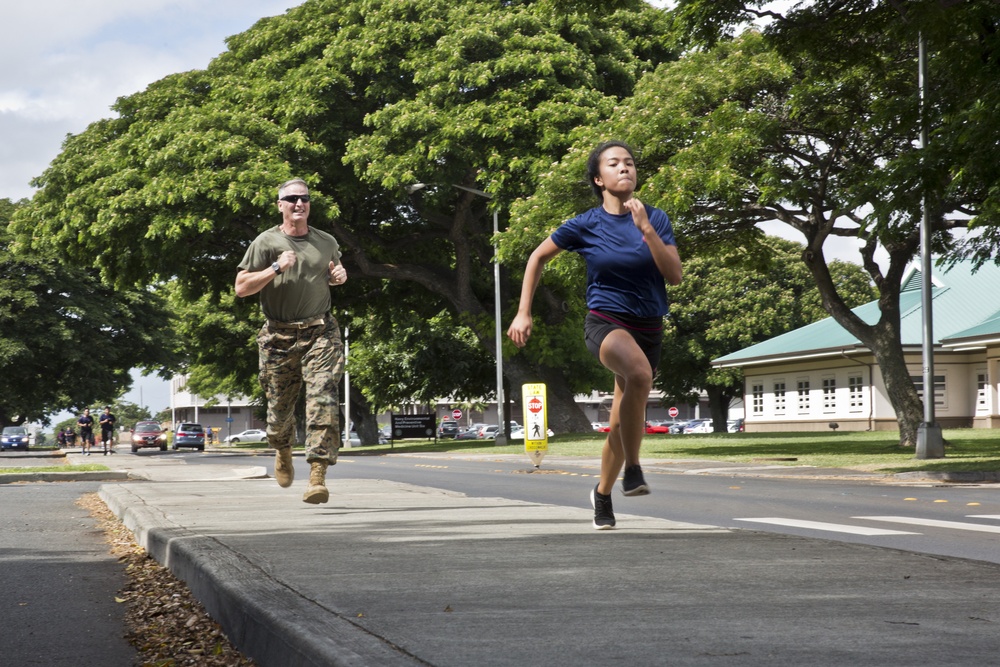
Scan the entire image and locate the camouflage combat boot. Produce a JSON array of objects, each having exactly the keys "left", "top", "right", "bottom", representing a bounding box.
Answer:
[
  {"left": 303, "top": 461, "right": 329, "bottom": 504},
  {"left": 274, "top": 447, "right": 294, "bottom": 488}
]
